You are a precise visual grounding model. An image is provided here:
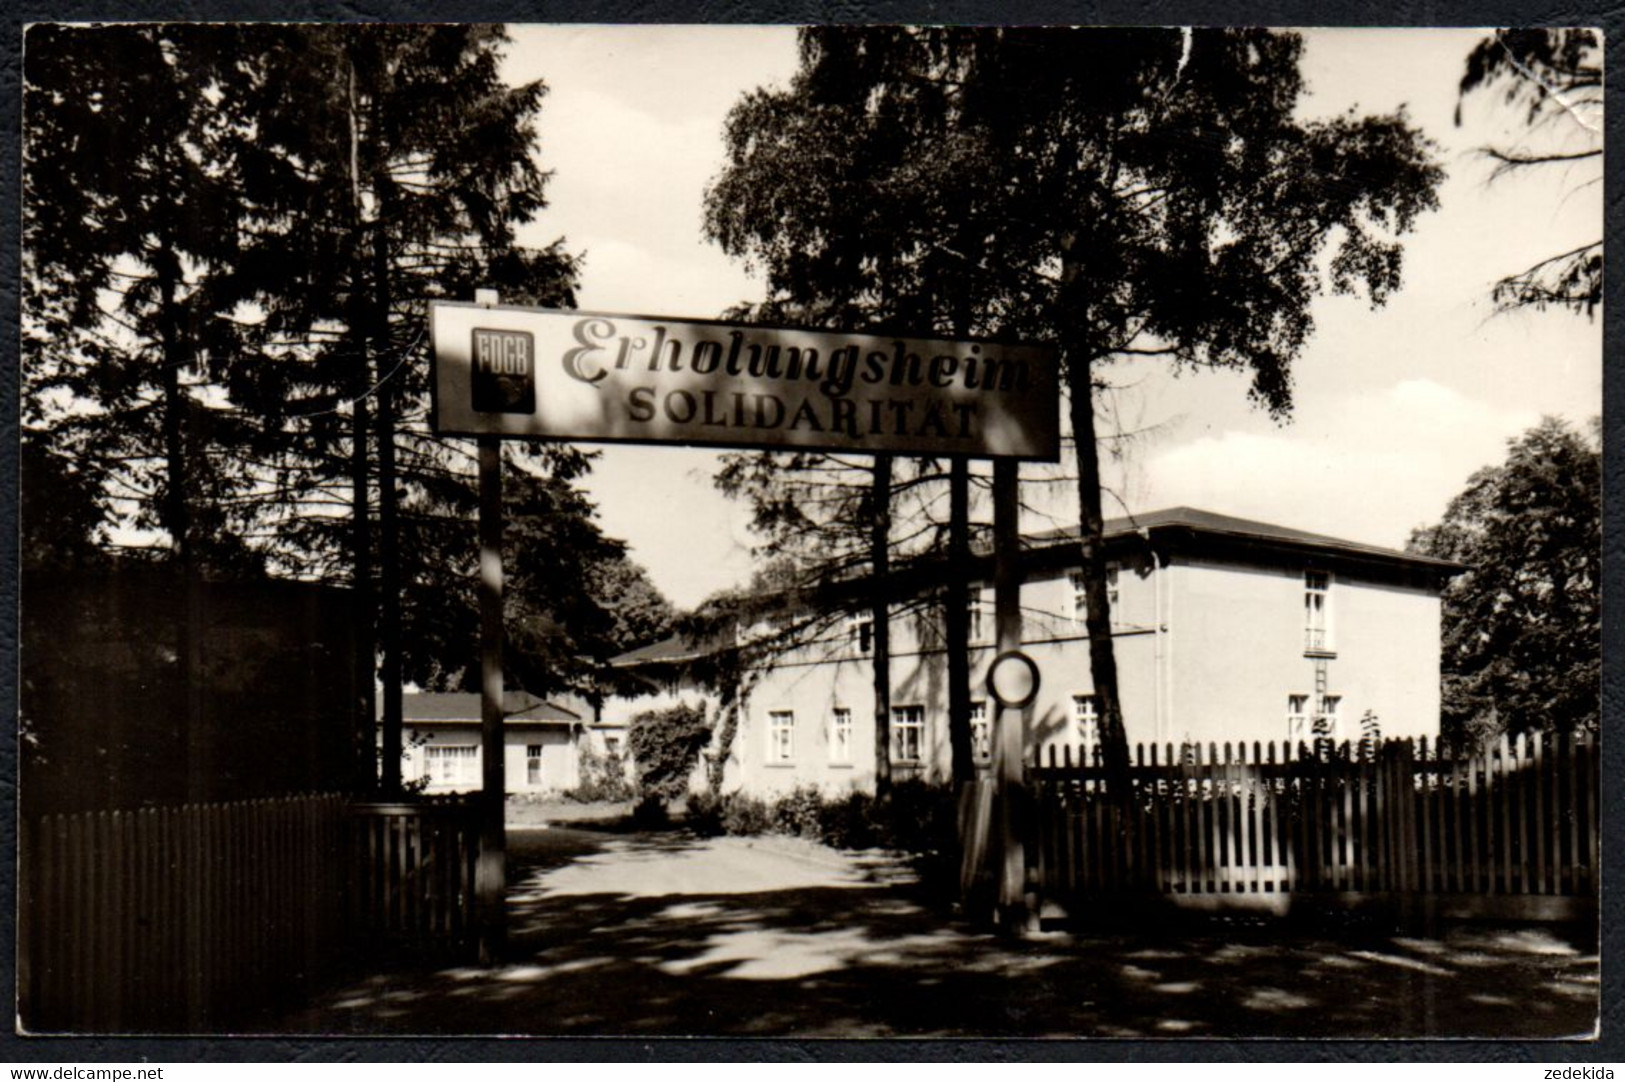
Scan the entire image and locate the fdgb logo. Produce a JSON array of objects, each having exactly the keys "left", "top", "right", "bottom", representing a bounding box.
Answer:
[{"left": 471, "top": 328, "right": 536, "bottom": 414}]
